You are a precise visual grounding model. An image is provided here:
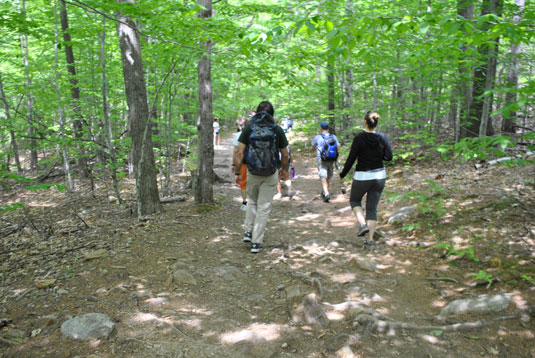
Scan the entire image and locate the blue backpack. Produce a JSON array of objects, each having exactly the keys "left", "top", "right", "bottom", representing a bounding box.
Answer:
[
  {"left": 320, "top": 134, "right": 338, "bottom": 161},
  {"left": 246, "top": 115, "right": 279, "bottom": 176}
]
